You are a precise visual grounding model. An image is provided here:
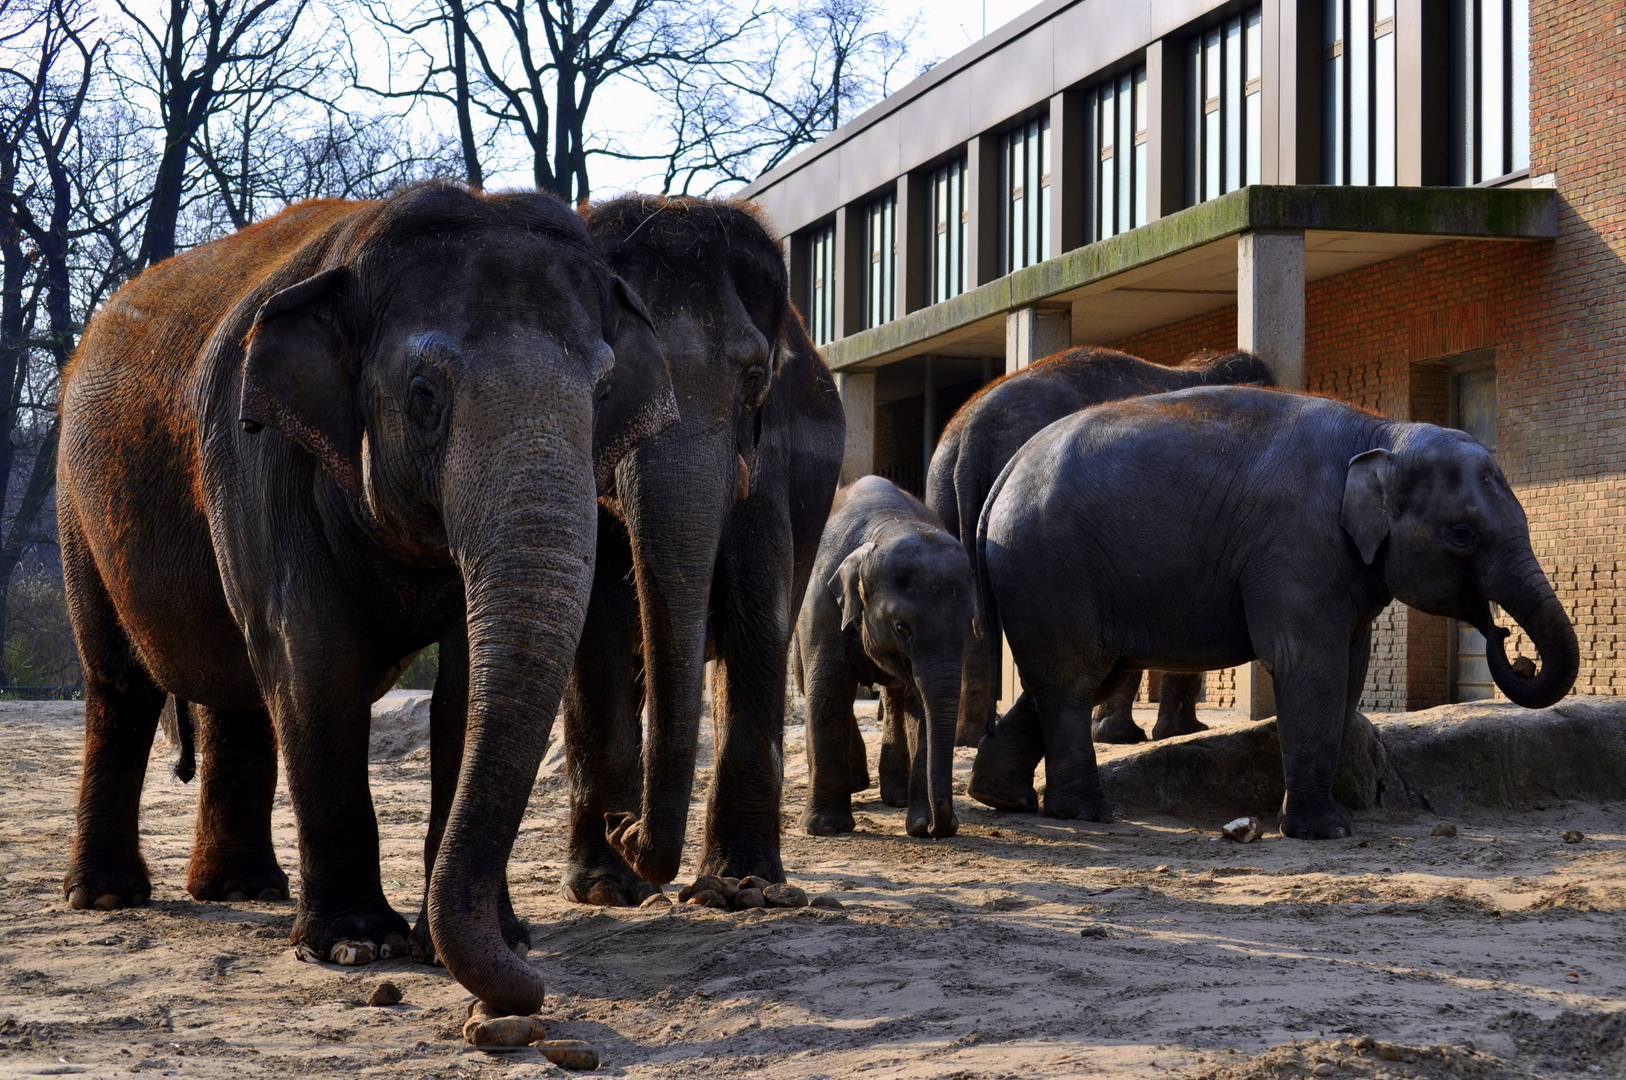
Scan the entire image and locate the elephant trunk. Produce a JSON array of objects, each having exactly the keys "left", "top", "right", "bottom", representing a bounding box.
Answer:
[
  {"left": 1482, "top": 549, "right": 1578, "bottom": 709},
  {"left": 607, "top": 435, "right": 734, "bottom": 885},
  {"left": 915, "top": 658, "right": 962, "bottom": 838},
  {"left": 428, "top": 423, "right": 599, "bottom": 1016}
]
